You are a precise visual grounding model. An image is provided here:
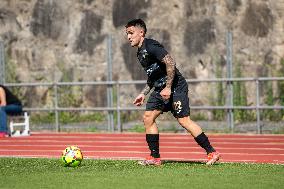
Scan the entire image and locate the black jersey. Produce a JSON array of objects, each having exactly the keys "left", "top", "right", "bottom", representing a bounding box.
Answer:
[
  {"left": 0, "top": 85, "right": 22, "bottom": 105},
  {"left": 137, "top": 38, "right": 185, "bottom": 90}
]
